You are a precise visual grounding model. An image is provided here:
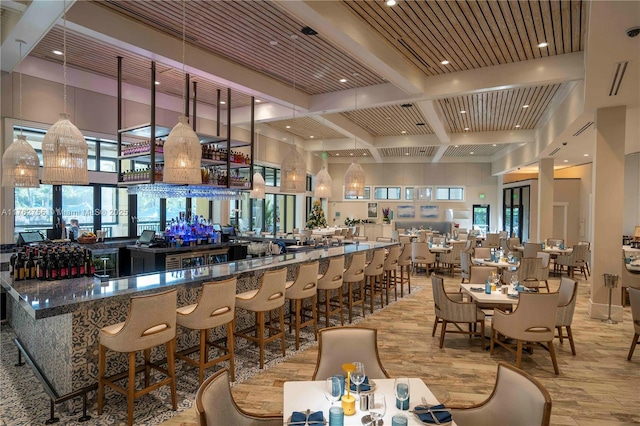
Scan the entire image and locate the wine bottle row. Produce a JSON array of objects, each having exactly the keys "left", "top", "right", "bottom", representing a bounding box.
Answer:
[
  {"left": 9, "top": 243, "right": 97, "bottom": 282},
  {"left": 202, "top": 145, "right": 250, "bottom": 164},
  {"left": 122, "top": 138, "right": 164, "bottom": 156}
]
